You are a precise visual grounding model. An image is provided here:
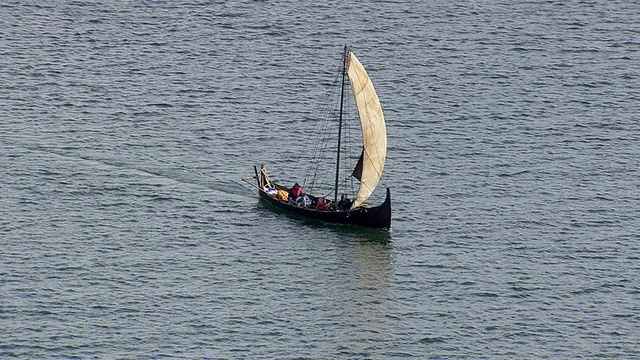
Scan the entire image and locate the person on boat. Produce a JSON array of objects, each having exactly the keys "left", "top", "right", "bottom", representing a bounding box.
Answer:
[
  {"left": 316, "top": 196, "right": 328, "bottom": 211},
  {"left": 299, "top": 194, "right": 312, "bottom": 207},
  {"left": 325, "top": 198, "right": 336, "bottom": 211},
  {"left": 289, "top": 183, "right": 302, "bottom": 205},
  {"left": 338, "top": 193, "right": 352, "bottom": 211},
  {"left": 295, "top": 193, "right": 308, "bottom": 207}
]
